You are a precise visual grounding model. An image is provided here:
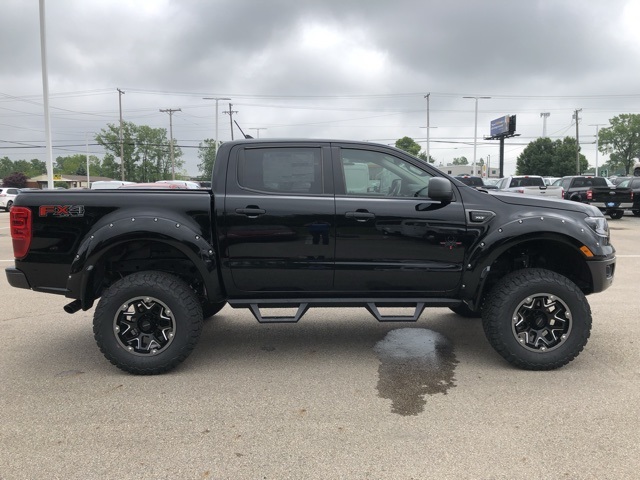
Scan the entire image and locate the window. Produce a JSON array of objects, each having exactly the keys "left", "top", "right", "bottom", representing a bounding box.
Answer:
[
  {"left": 340, "top": 149, "right": 432, "bottom": 197},
  {"left": 238, "top": 148, "right": 322, "bottom": 194}
]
